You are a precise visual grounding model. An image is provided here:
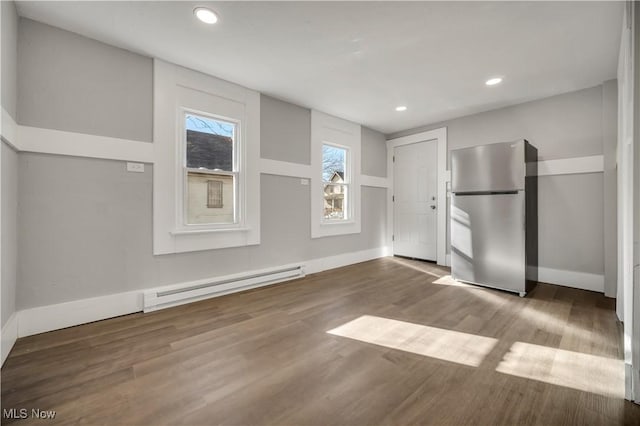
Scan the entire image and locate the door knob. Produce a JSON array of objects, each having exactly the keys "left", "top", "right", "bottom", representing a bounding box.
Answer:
[{"left": 430, "top": 205, "right": 436, "bottom": 210}]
